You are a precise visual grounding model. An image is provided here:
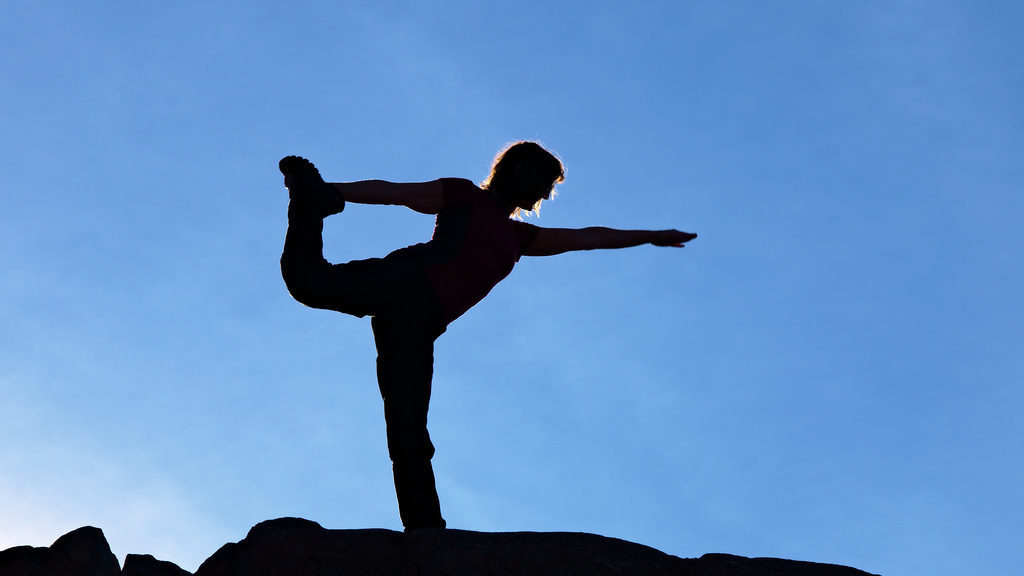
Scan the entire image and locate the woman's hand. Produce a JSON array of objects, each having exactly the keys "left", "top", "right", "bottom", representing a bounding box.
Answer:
[{"left": 650, "top": 229, "right": 698, "bottom": 247}]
